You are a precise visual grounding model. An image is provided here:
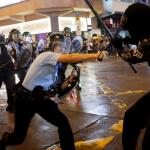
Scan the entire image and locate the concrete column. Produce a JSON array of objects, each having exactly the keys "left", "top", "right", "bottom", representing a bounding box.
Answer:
[{"left": 51, "top": 16, "right": 59, "bottom": 32}]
